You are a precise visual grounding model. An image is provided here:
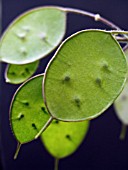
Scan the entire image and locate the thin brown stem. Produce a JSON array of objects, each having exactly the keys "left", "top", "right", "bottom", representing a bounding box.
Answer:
[
  {"left": 61, "top": 7, "right": 121, "bottom": 30},
  {"left": 110, "top": 30, "right": 128, "bottom": 35},
  {"left": 114, "top": 36, "right": 128, "bottom": 43},
  {"left": 119, "top": 124, "right": 127, "bottom": 140},
  {"left": 123, "top": 44, "right": 128, "bottom": 51},
  {"left": 35, "top": 116, "right": 53, "bottom": 139},
  {"left": 54, "top": 158, "right": 59, "bottom": 170},
  {"left": 14, "top": 142, "right": 22, "bottom": 159}
]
